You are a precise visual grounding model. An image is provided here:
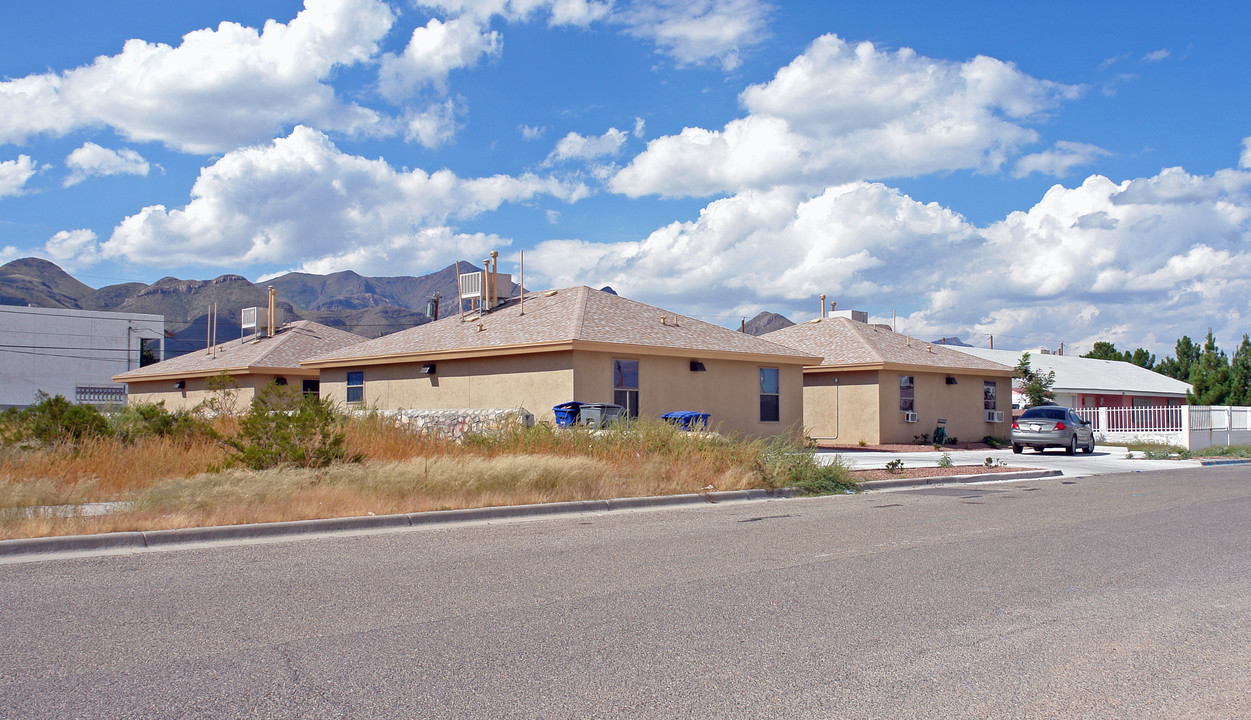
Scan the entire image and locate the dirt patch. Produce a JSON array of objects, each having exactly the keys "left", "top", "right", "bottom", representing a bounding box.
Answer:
[{"left": 850, "top": 464, "right": 1034, "bottom": 482}]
